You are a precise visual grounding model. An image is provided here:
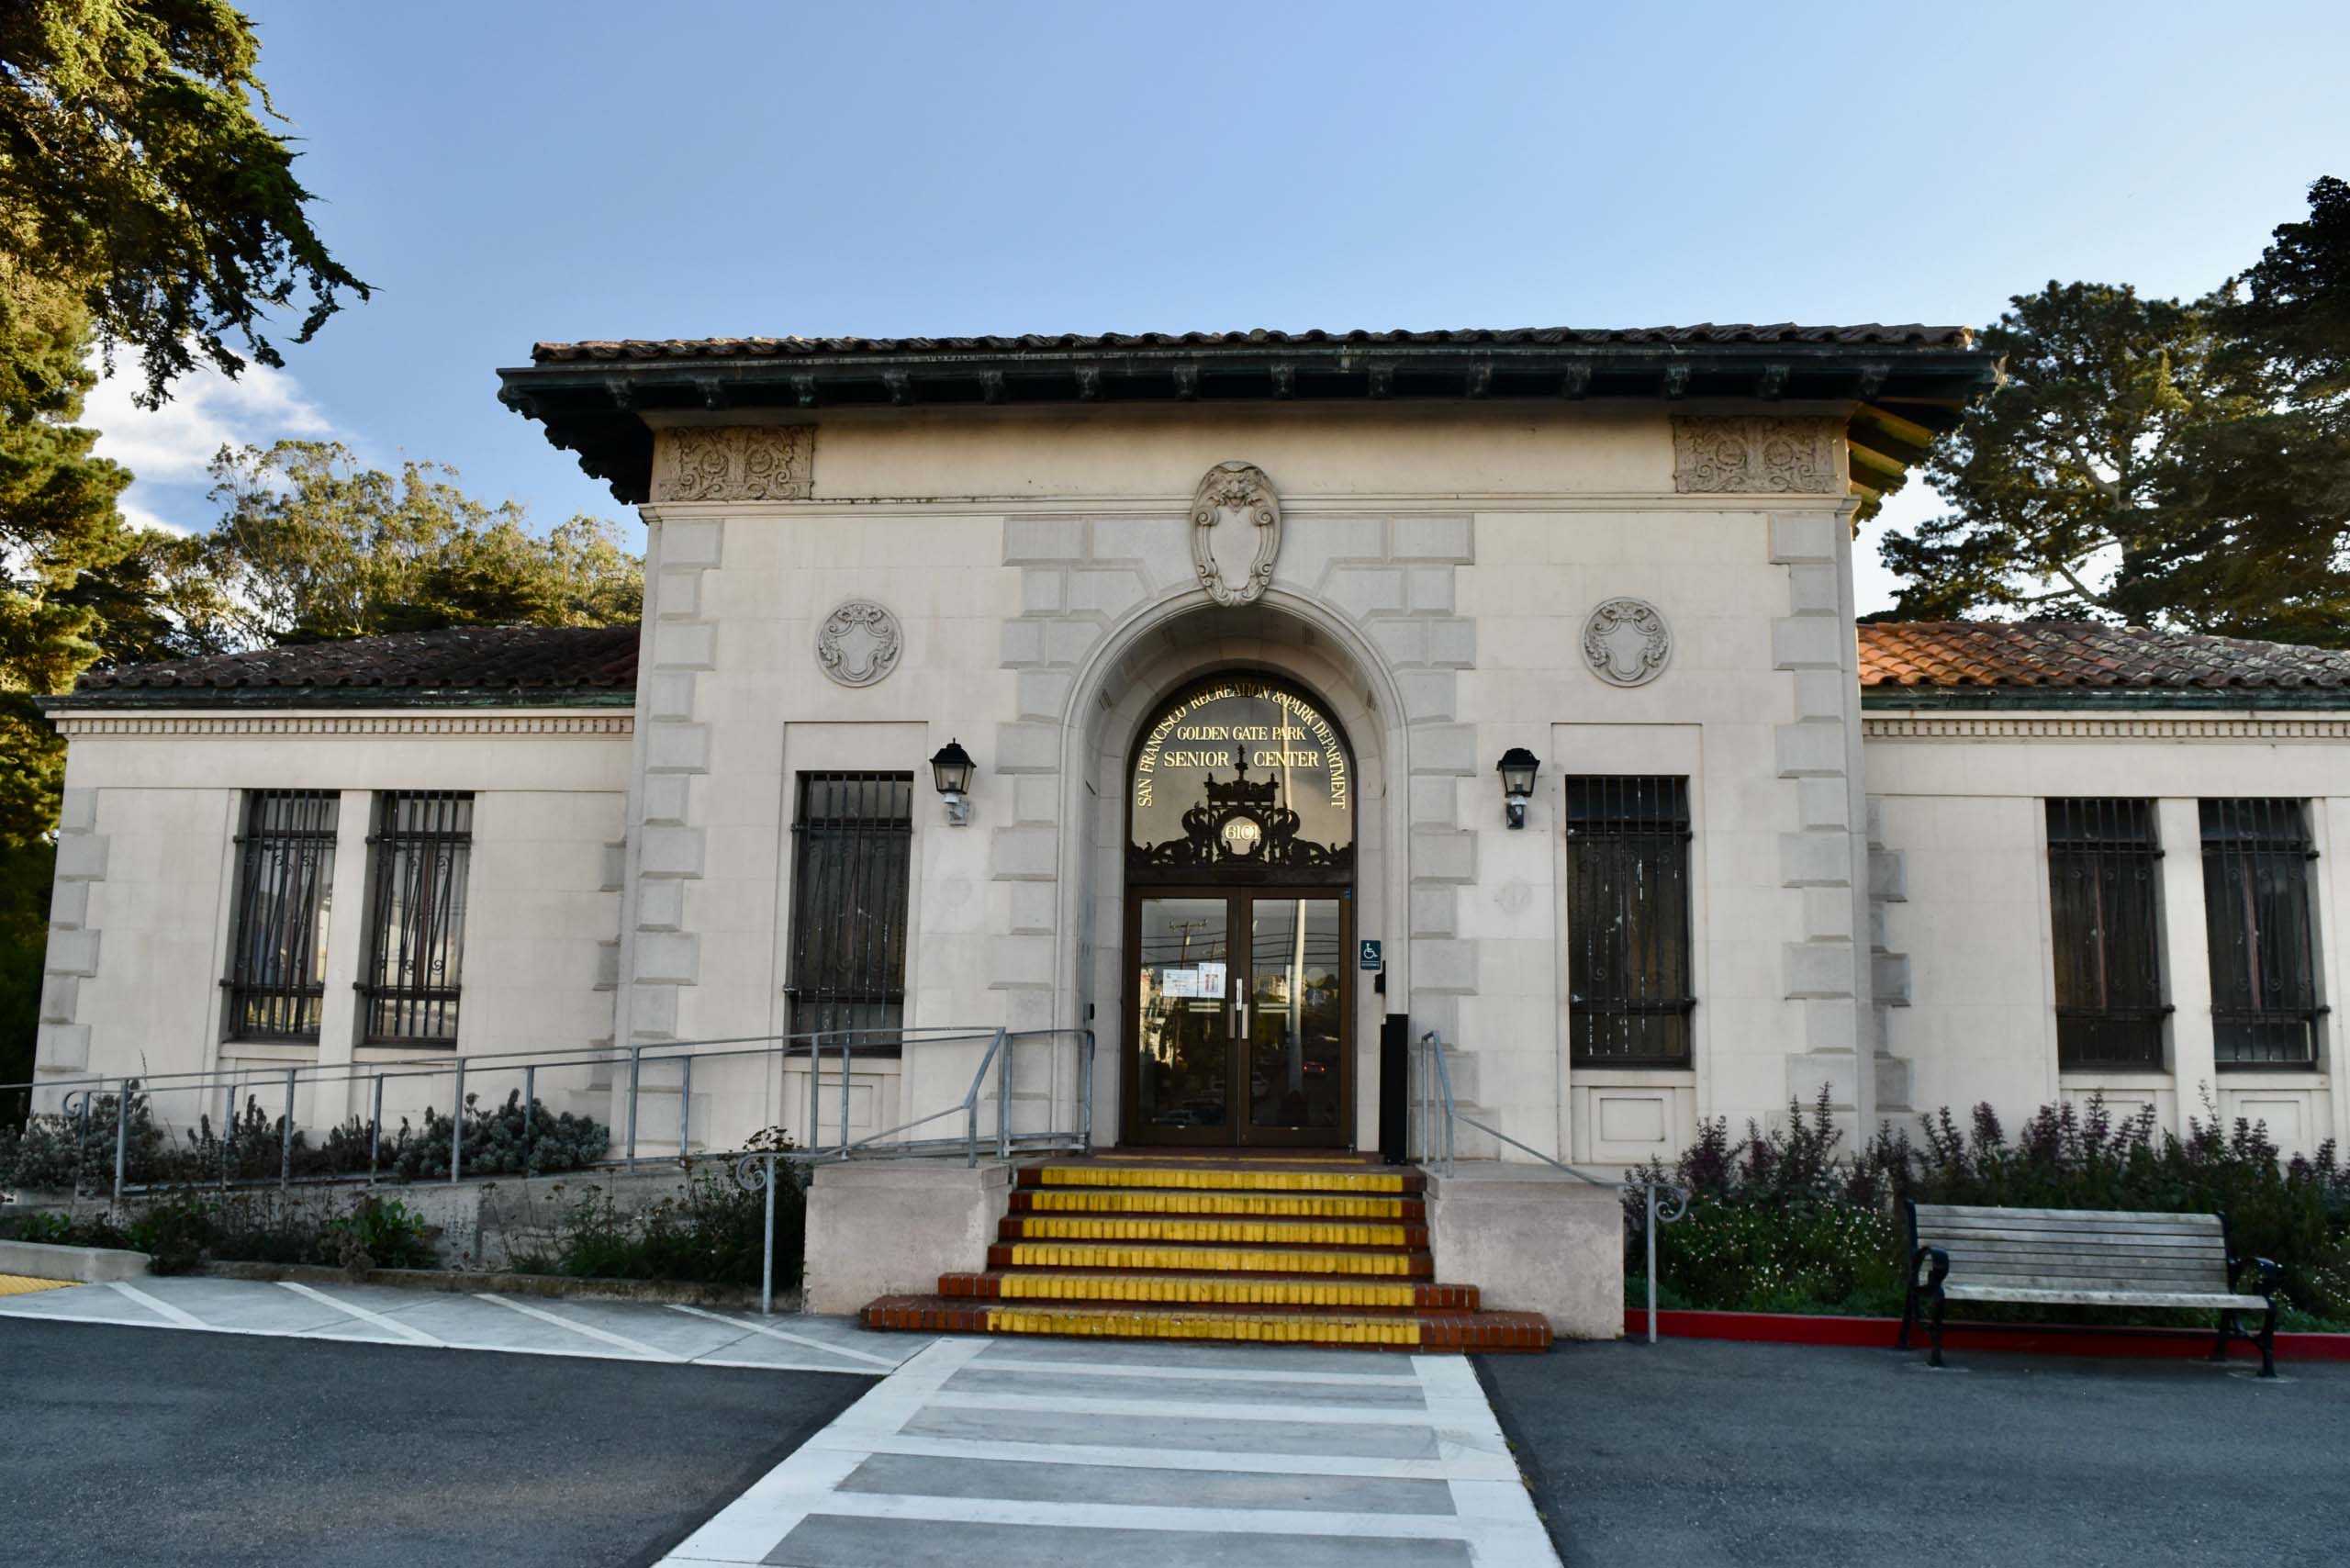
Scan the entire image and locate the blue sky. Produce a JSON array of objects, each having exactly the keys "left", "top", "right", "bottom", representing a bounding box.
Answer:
[{"left": 85, "top": 0, "right": 2350, "bottom": 611}]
